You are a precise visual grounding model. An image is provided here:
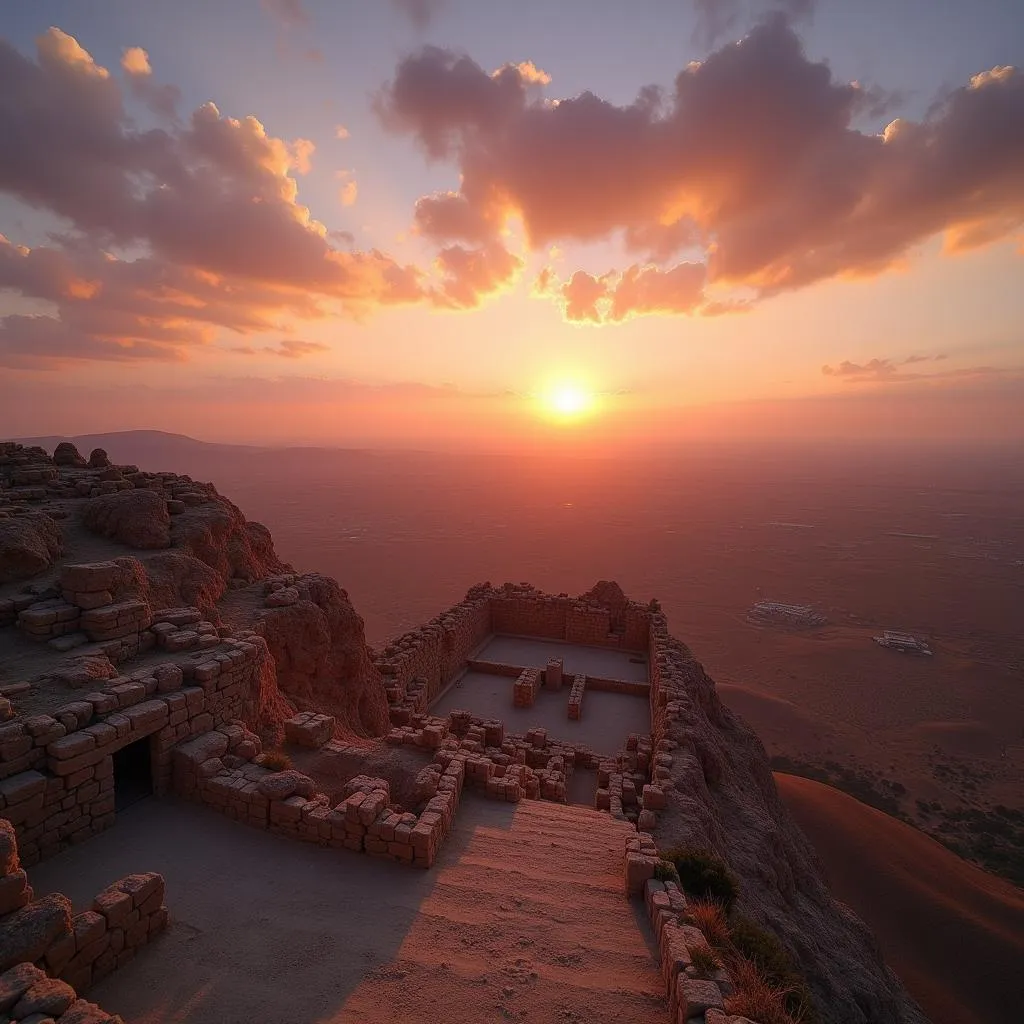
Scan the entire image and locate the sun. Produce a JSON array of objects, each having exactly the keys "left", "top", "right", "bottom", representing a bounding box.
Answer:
[{"left": 544, "top": 382, "right": 595, "bottom": 420}]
